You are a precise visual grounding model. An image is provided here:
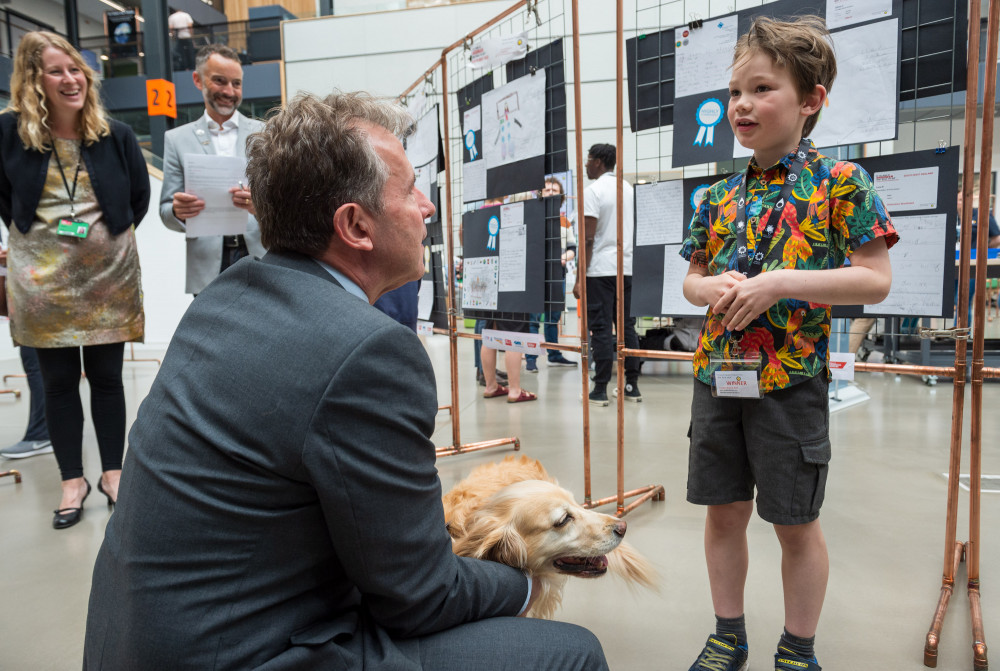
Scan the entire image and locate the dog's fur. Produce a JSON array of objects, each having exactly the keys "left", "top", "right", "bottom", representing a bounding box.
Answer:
[{"left": 442, "top": 455, "right": 657, "bottom": 619}]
